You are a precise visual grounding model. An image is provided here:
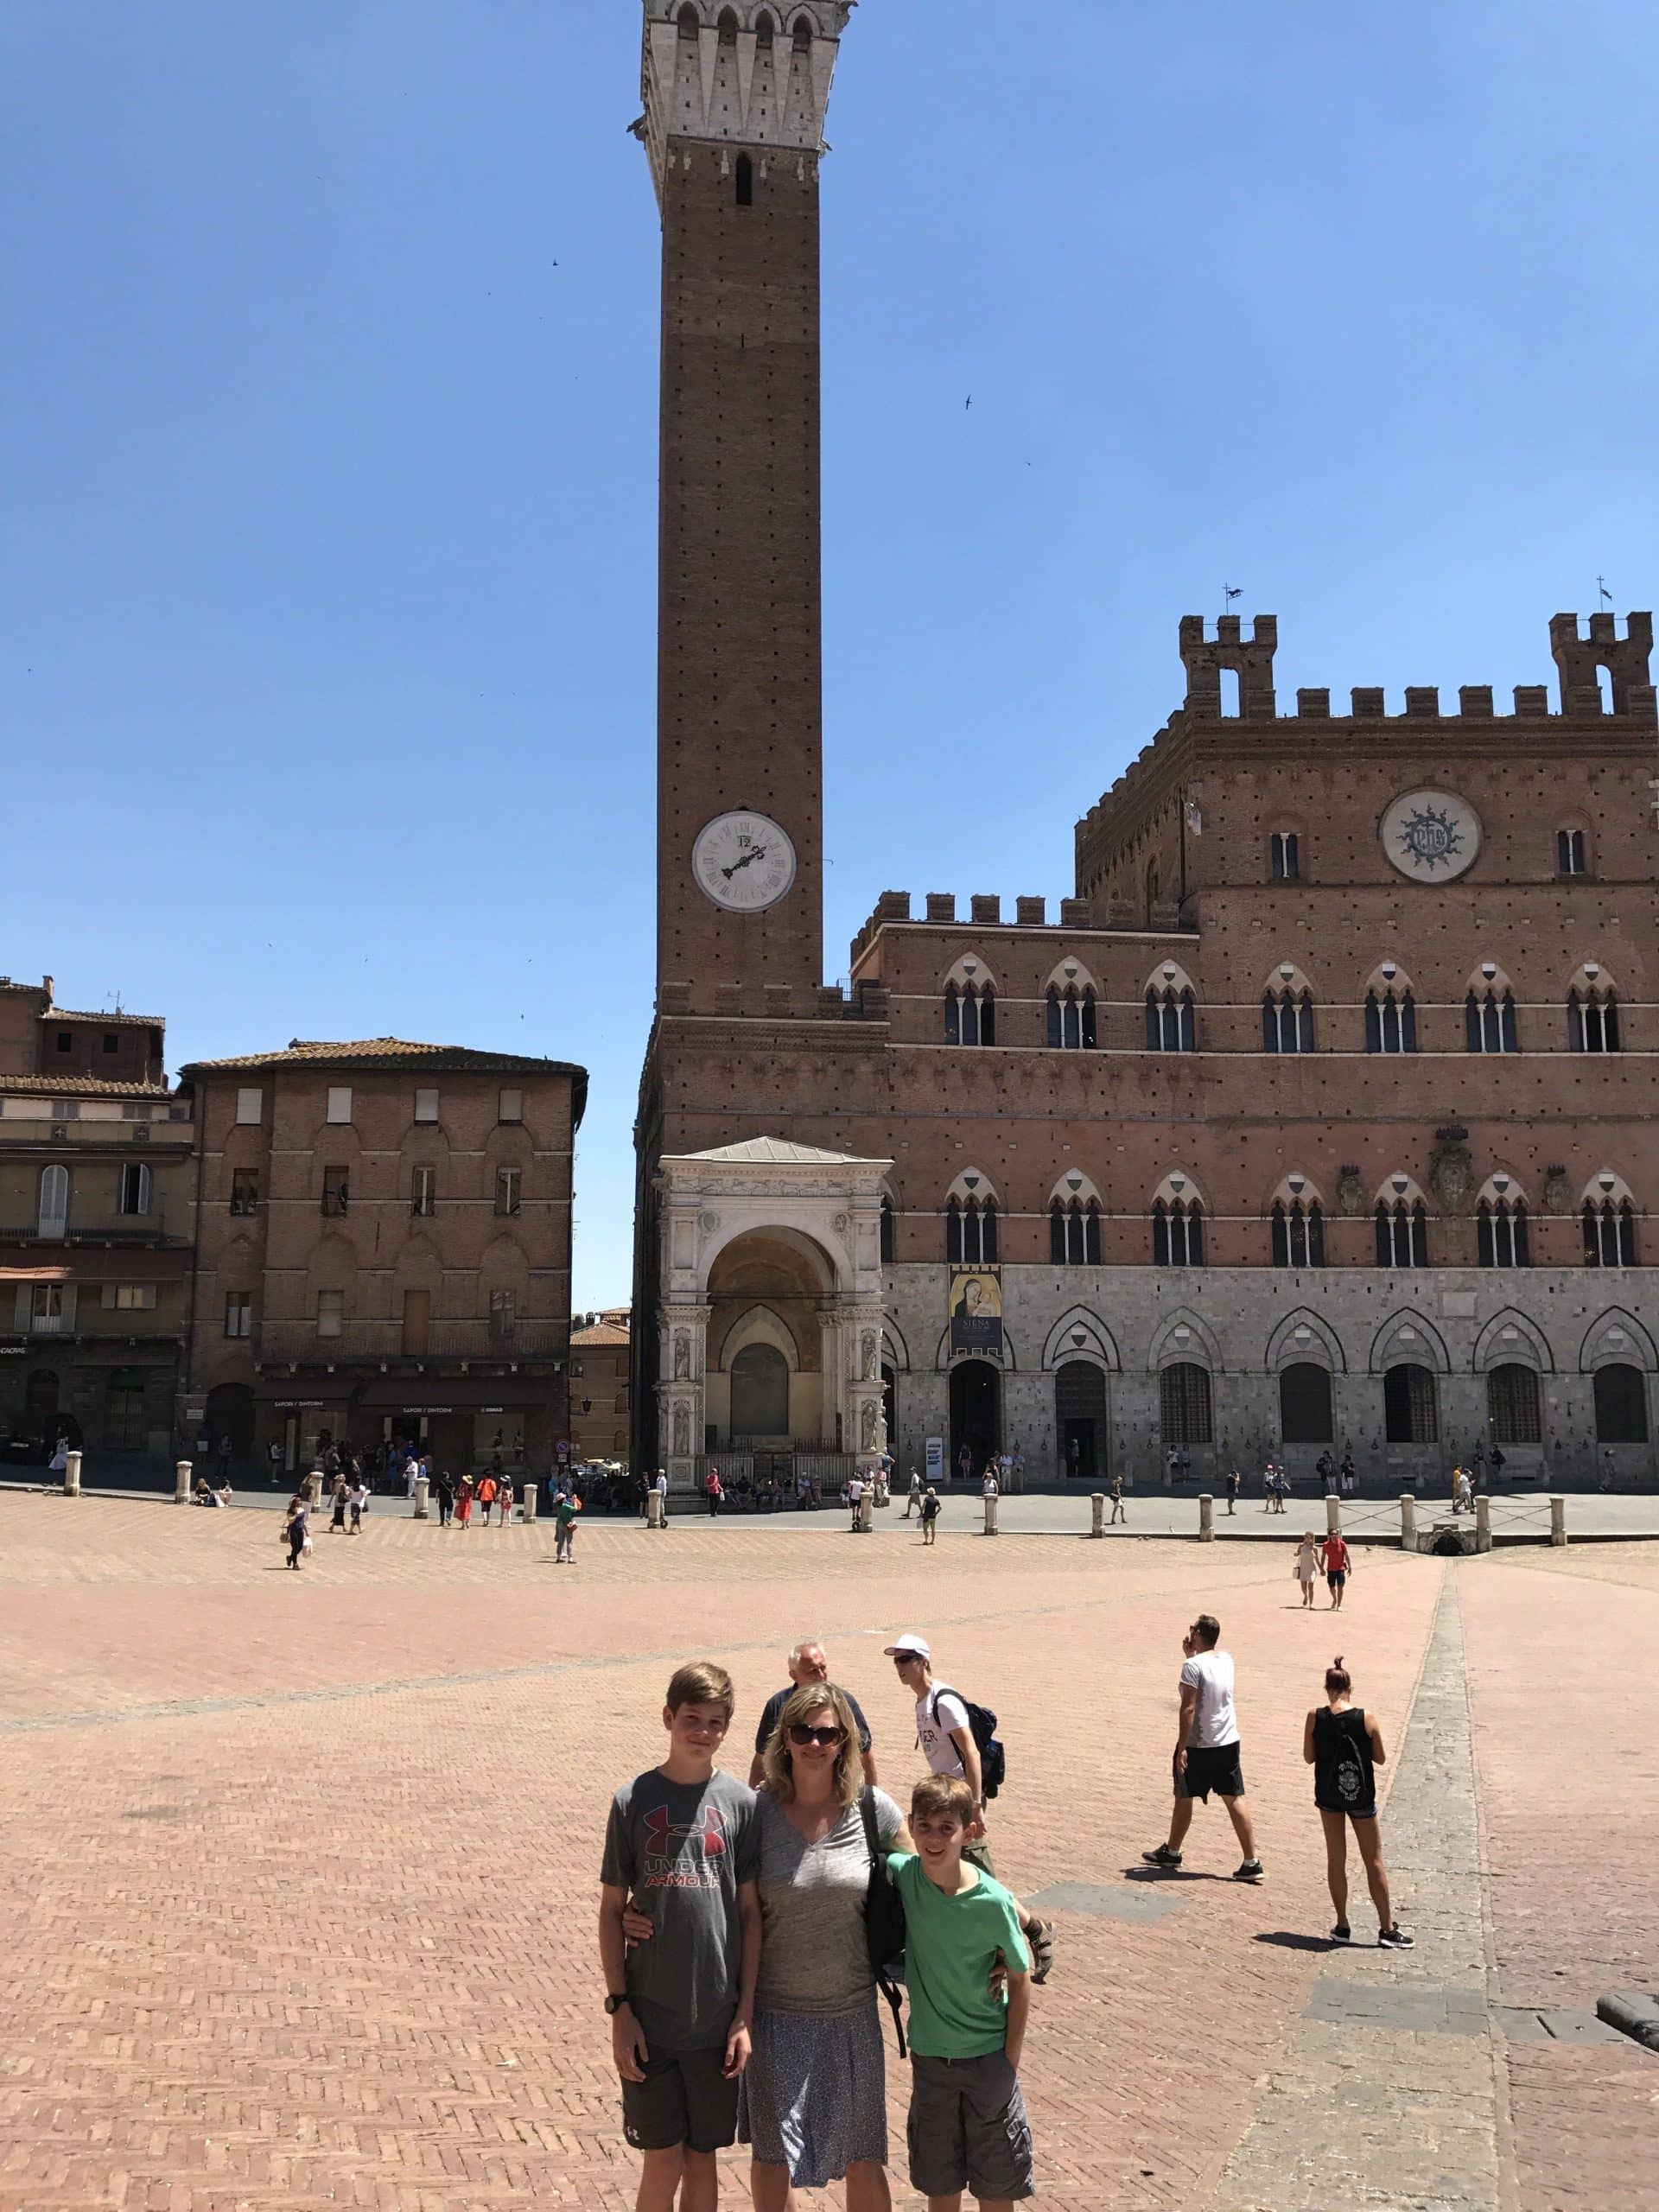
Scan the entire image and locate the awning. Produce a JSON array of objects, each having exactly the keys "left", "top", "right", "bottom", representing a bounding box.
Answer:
[
  {"left": 353, "top": 1375, "right": 557, "bottom": 1414},
  {"left": 0, "top": 1265, "right": 73, "bottom": 1283}
]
